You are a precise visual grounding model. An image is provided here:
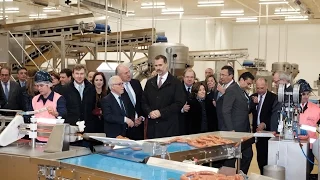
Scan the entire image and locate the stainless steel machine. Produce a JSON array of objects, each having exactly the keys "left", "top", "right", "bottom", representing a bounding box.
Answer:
[{"left": 267, "top": 83, "right": 311, "bottom": 180}]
